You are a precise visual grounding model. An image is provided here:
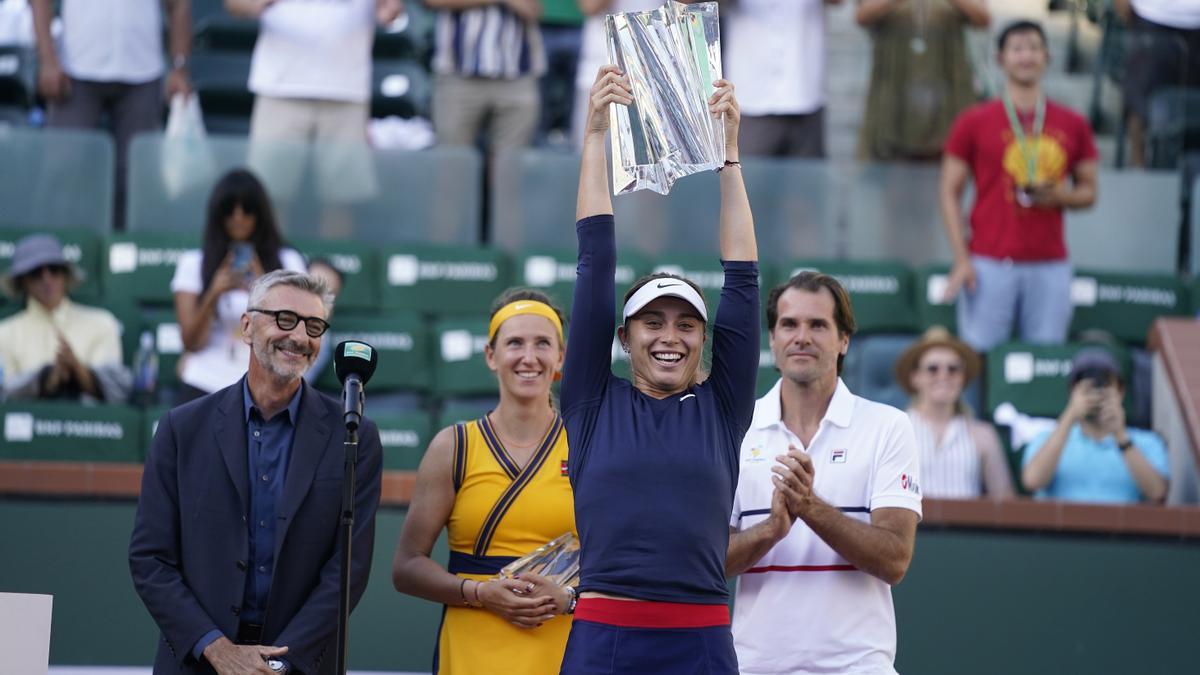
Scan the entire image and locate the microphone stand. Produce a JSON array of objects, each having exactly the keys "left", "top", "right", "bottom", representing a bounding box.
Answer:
[{"left": 336, "top": 381, "right": 363, "bottom": 675}]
